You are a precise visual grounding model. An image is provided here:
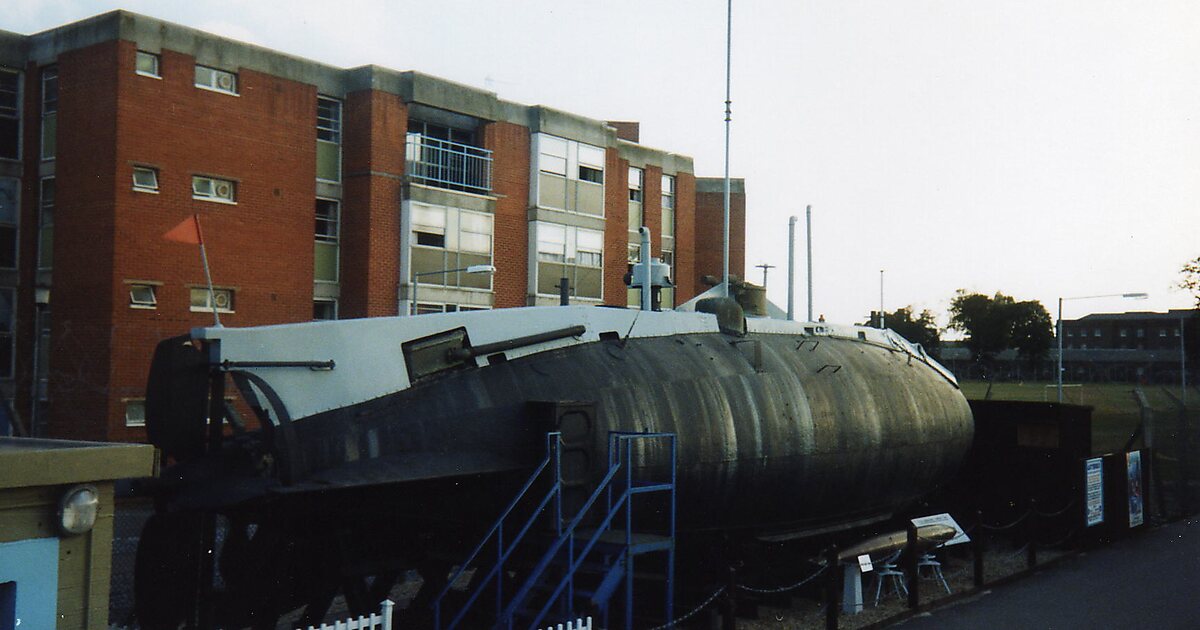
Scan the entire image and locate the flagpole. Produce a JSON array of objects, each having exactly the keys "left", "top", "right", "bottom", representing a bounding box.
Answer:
[{"left": 193, "top": 214, "right": 221, "bottom": 327}]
